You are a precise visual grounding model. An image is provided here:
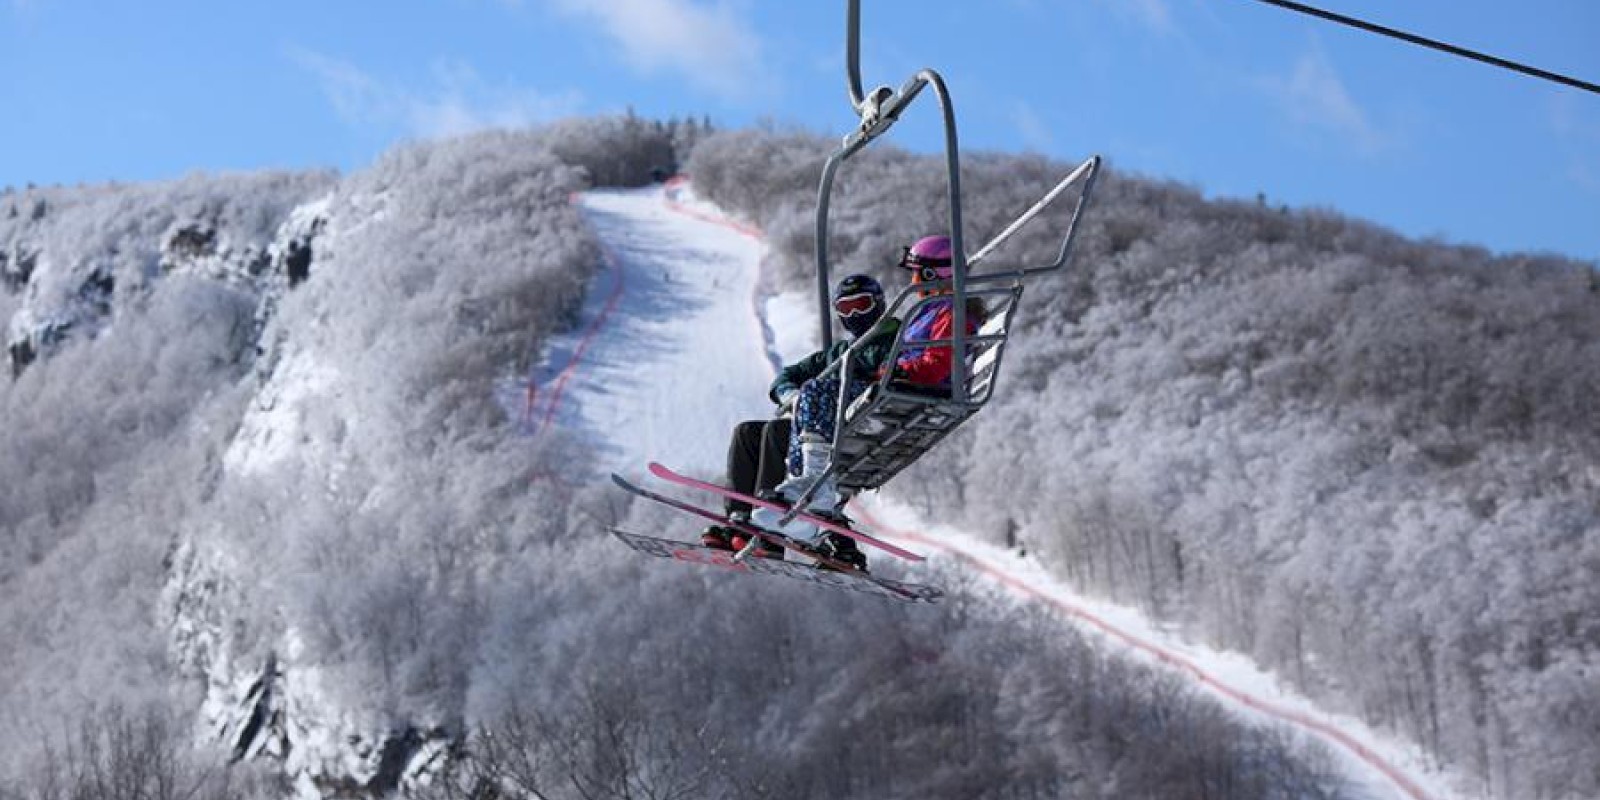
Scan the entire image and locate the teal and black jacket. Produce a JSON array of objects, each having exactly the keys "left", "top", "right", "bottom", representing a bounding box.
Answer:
[{"left": 767, "top": 318, "right": 902, "bottom": 404}]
